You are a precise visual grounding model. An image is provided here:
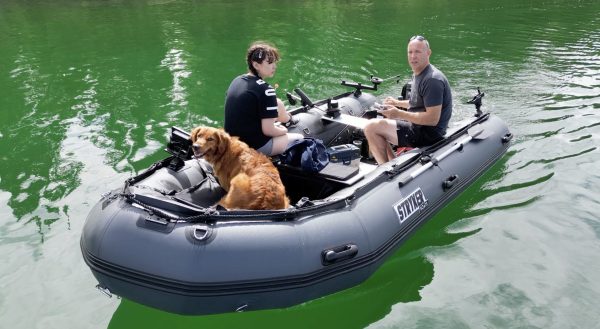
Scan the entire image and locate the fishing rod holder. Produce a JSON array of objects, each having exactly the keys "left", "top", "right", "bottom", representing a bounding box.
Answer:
[
  {"left": 467, "top": 87, "right": 485, "bottom": 117},
  {"left": 325, "top": 99, "right": 341, "bottom": 118},
  {"left": 286, "top": 91, "right": 300, "bottom": 106},
  {"left": 341, "top": 76, "right": 382, "bottom": 97},
  {"left": 165, "top": 126, "right": 193, "bottom": 171},
  {"left": 294, "top": 88, "right": 315, "bottom": 108}
]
